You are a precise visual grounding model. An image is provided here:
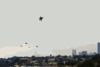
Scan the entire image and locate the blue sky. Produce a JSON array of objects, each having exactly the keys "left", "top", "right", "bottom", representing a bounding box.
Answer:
[{"left": 0, "top": 0, "right": 100, "bottom": 58}]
